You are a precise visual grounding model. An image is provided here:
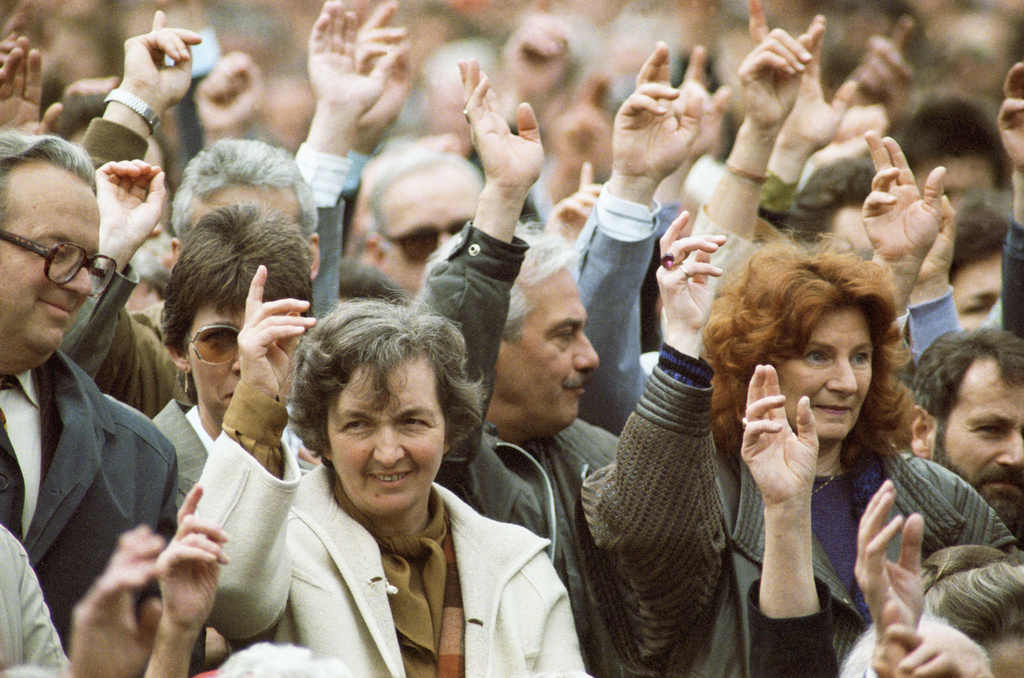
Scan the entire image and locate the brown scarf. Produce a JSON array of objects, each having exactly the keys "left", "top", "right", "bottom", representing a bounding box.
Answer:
[{"left": 333, "top": 481, "right": 465, "bottom": 678}]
